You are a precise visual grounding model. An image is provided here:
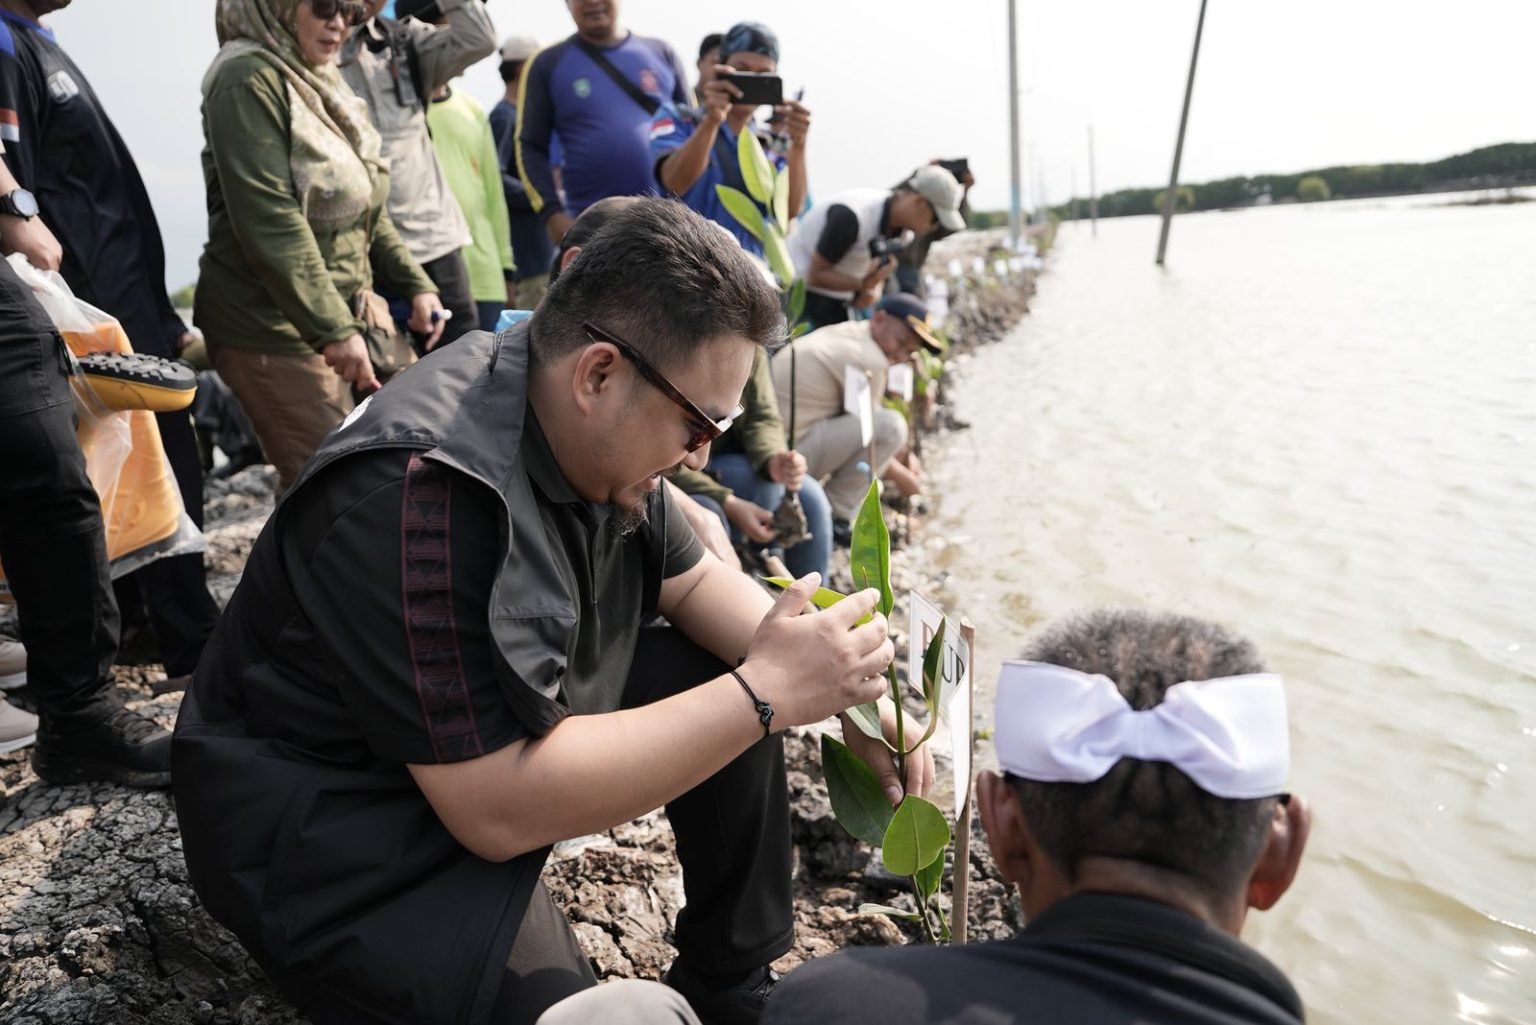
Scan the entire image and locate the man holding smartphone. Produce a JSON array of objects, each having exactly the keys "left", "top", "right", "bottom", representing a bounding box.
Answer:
[{"left": 649, "top": 22, "right": 811, "bottom": 258}]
